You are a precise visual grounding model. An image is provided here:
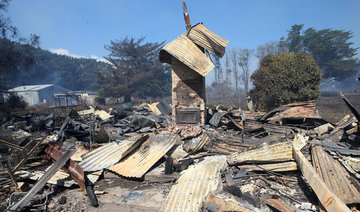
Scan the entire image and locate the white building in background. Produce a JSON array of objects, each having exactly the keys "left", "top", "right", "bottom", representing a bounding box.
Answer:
[{"left": 5, "top": 84, "right": 80, "bottom": 106}]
